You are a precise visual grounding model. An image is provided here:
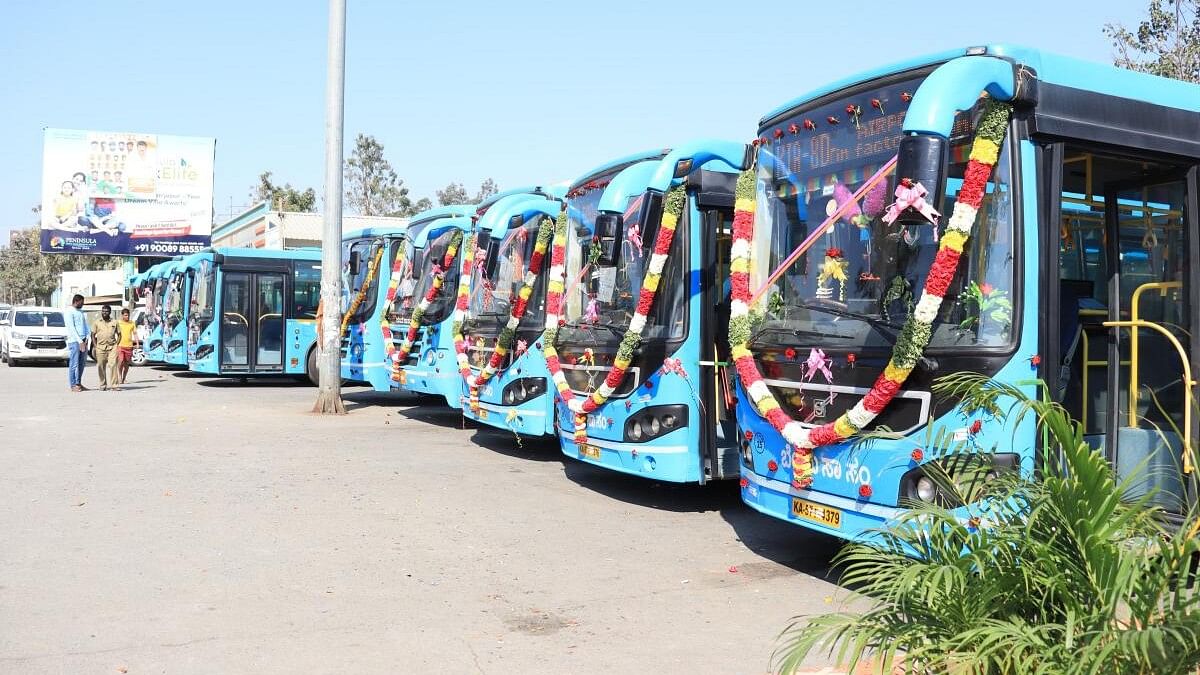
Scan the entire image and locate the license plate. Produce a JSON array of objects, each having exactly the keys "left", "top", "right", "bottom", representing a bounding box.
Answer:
[
  {"left": 791, "top": 498, "right": 842, "bottom": 529},
  {"left": 38, "top": 348, "right": 55, "bottom": 354},
  {"left": 579, "top": 444, "right": 601, "bottom": 460},
  {"left": 477, "top": 409, "right": 488, "bottom": 421}
]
